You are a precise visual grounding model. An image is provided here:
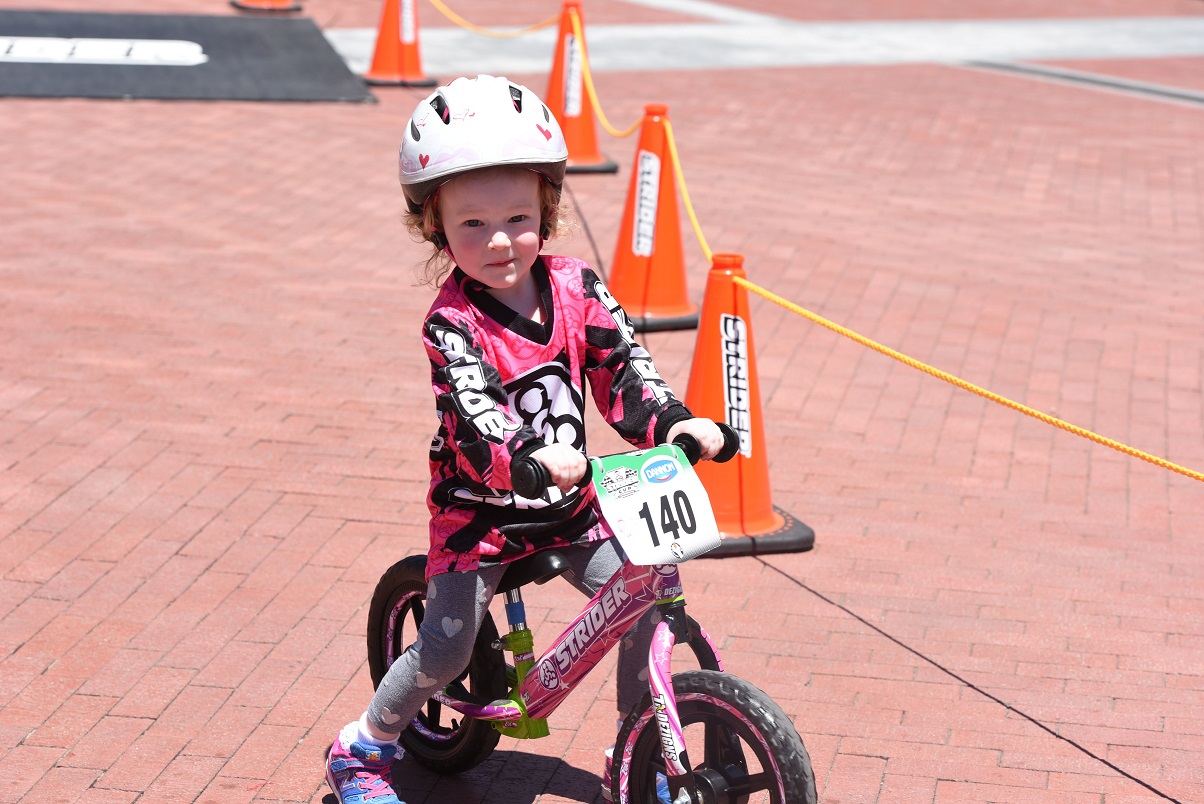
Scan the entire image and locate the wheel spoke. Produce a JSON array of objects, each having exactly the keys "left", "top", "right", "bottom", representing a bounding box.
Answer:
[
  {"left": 722, "top": 769, "right": 773, "bottom": 796},
  {"left": 703, "top": 715, "right": 745, "bottom": 769}
]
